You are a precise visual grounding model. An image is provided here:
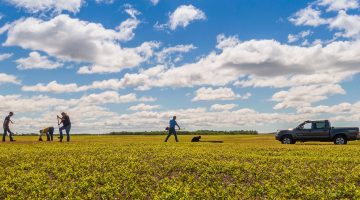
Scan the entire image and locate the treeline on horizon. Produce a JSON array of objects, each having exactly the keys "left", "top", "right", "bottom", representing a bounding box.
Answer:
[{"left": 109, "top": 130, "right": 258, "bottom": 135}]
